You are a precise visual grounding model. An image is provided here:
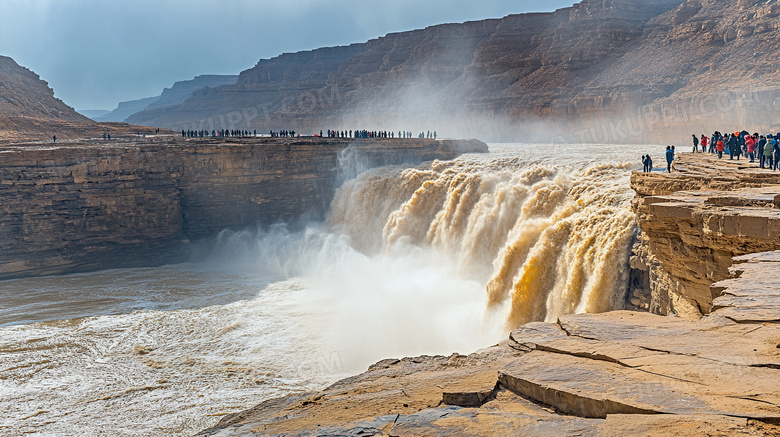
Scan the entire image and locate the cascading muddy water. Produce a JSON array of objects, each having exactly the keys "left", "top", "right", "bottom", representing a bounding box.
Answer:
[{"left": 328, "top": 146, "right": 638, "bottom": 328}]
